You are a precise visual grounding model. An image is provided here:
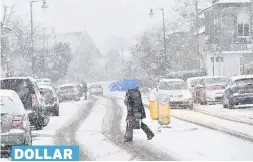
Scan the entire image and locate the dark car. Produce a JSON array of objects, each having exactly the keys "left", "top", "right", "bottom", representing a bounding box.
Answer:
[
  {"left": 1, "top": 77, "right": 49, "bottom": 130},
  {"left": 223, "top": 75, "right": 253, "bottom": 109},
  {"left": 38, "top": 85, "right": 59, "bottom": 116},
  {"left": 89, "top": 85, "right": 103, "bottom": 96},
  {"left": 1, "top": 90, "right": 32, "bottom": 155}
]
